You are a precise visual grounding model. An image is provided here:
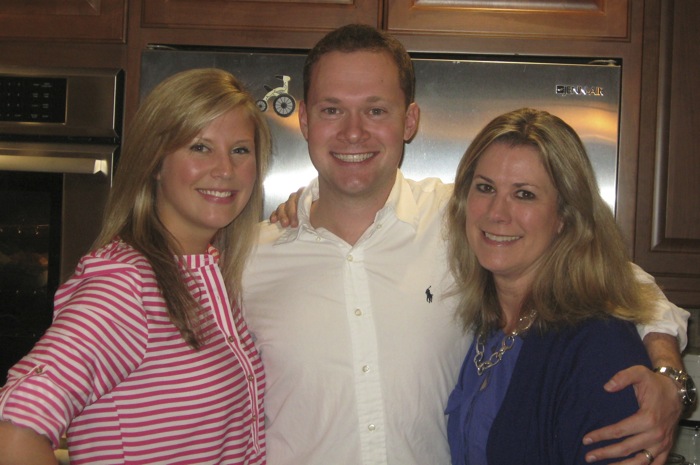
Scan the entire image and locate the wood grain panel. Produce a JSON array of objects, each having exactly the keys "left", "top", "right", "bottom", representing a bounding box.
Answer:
[
  {"left": 636, "top": 0, "right": 700, "bottom": 307},
  {"left": 0, "top": 0, "right": 125, "bottom": 42},
  {"left": 386, "top": 0, "right": 629, "bottom": 39},
  {"left": 141, "top": 0, "right": 379, "bottom": 31}
]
